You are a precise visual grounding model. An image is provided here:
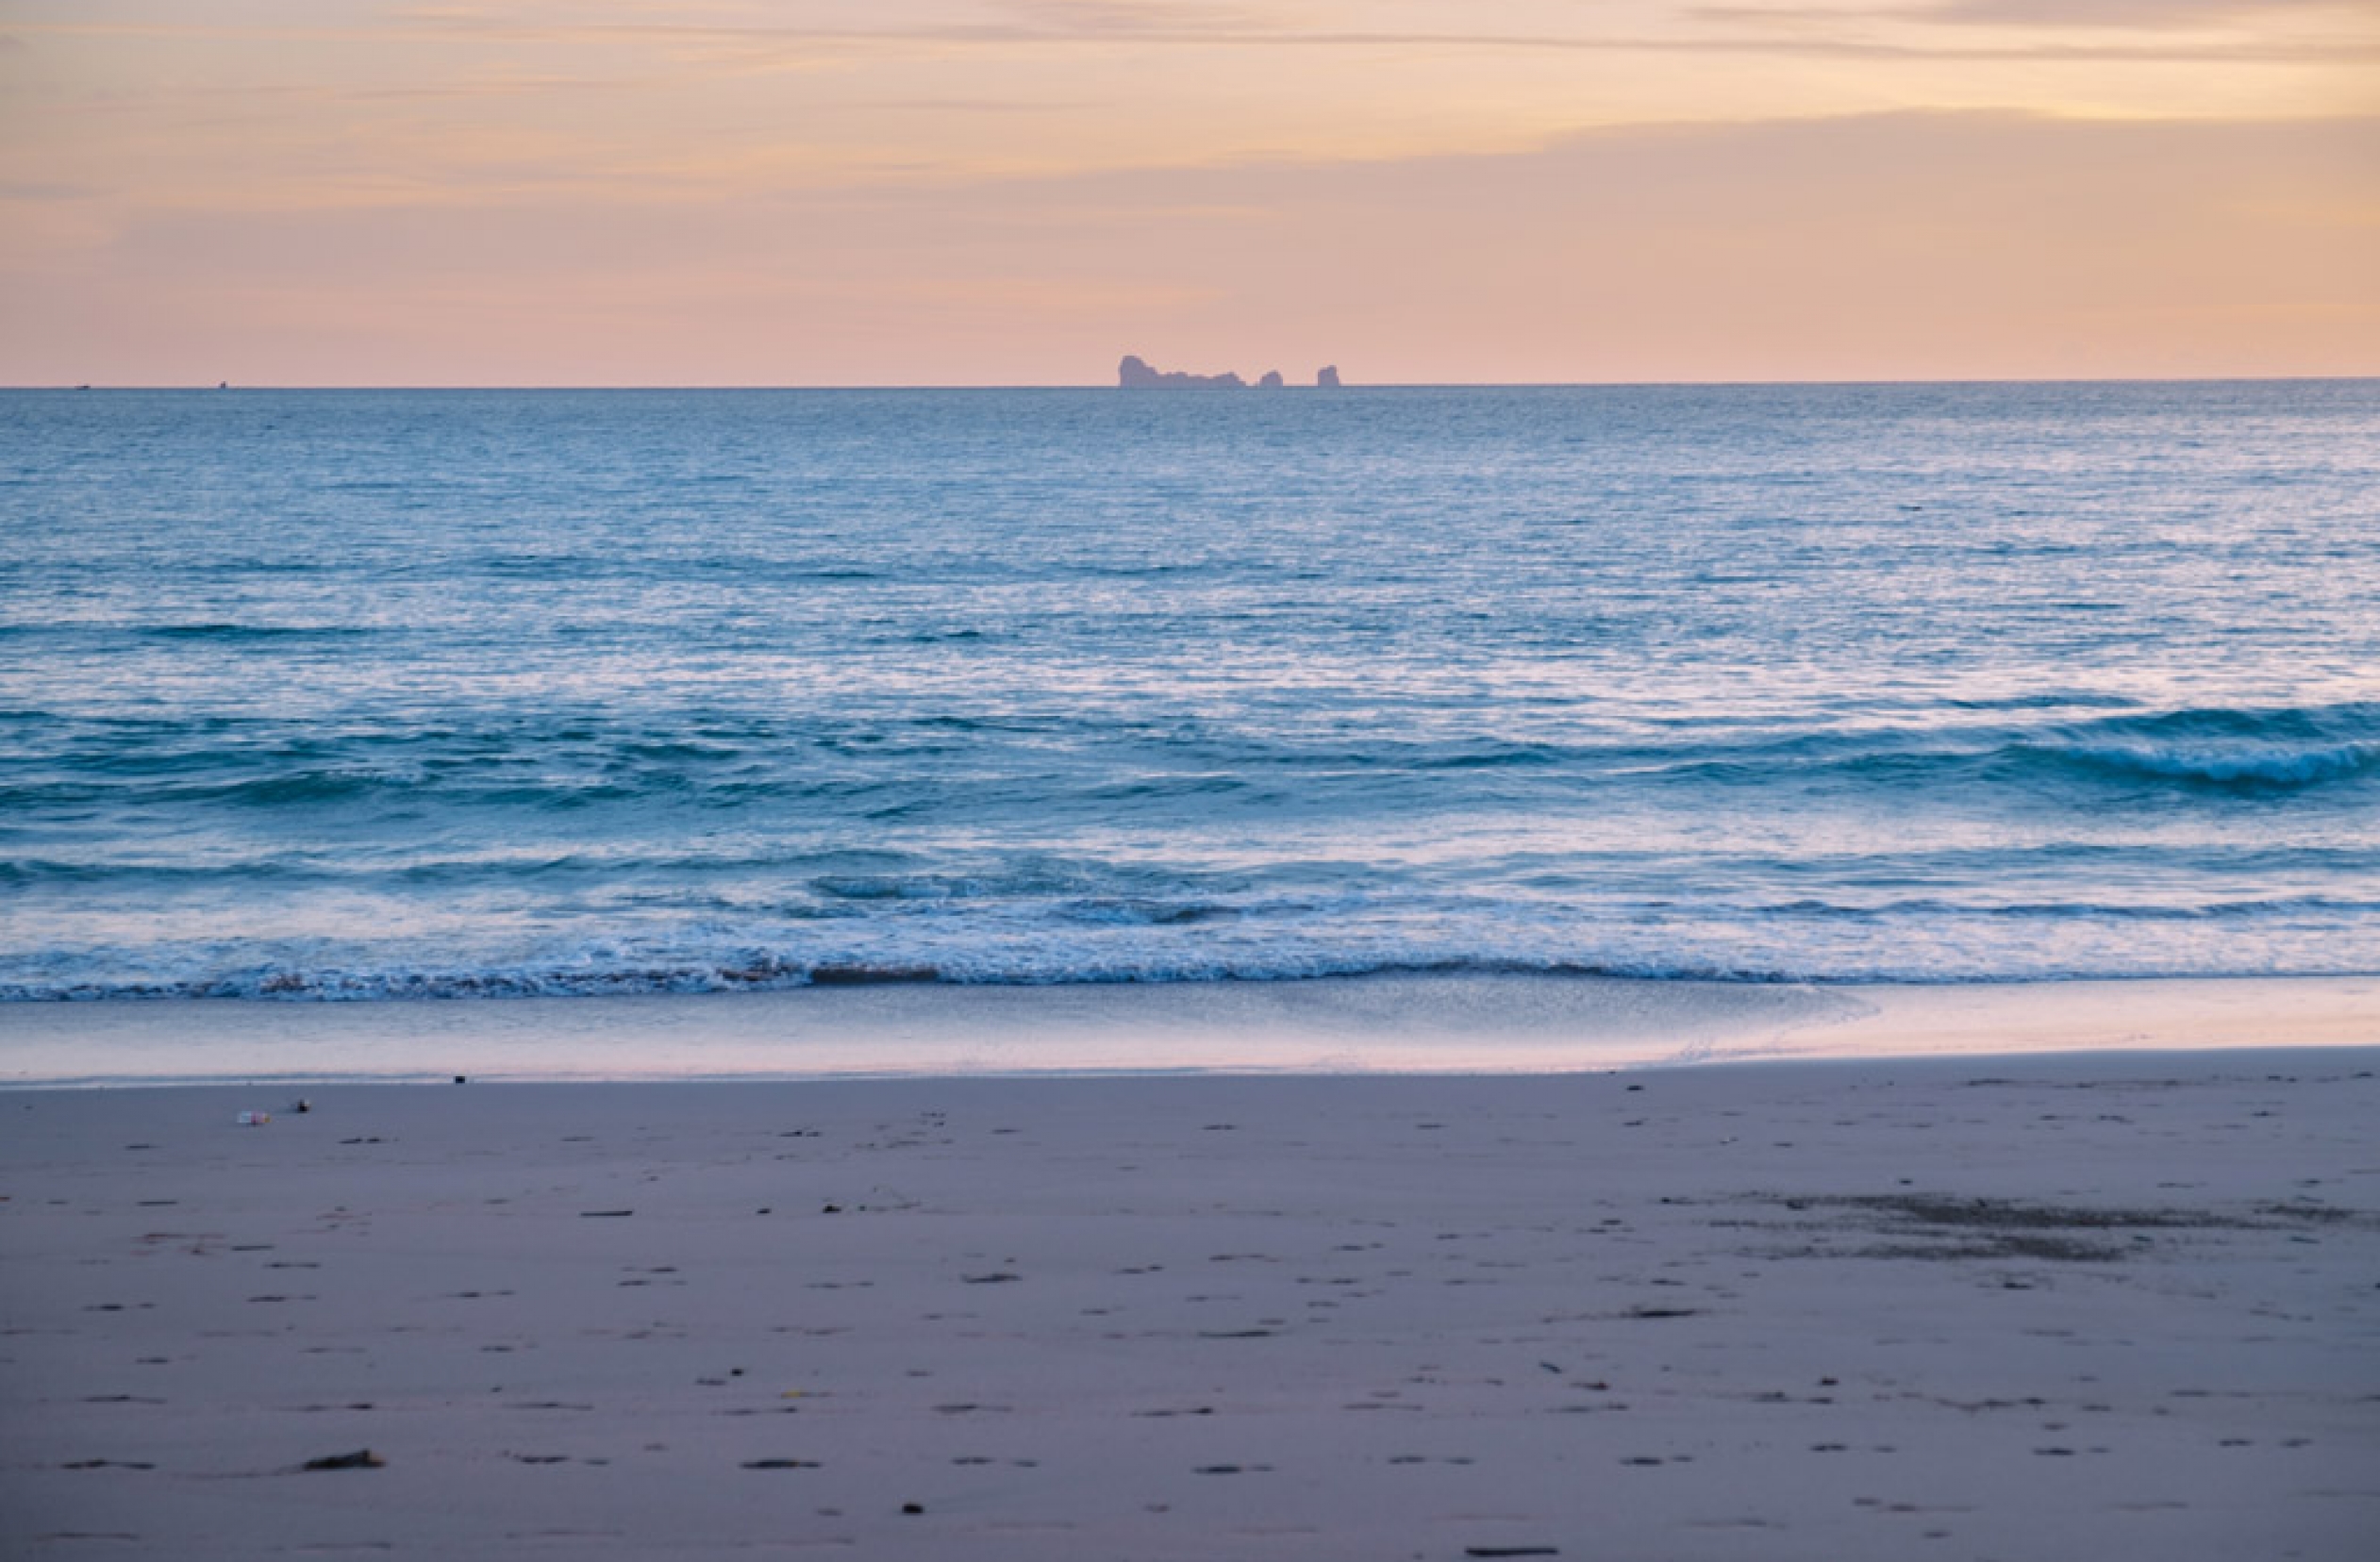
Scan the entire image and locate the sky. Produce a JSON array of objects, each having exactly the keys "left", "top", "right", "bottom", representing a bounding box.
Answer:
[{"left": 1, "top": 0, "right": 2375, "bottom": 385}]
